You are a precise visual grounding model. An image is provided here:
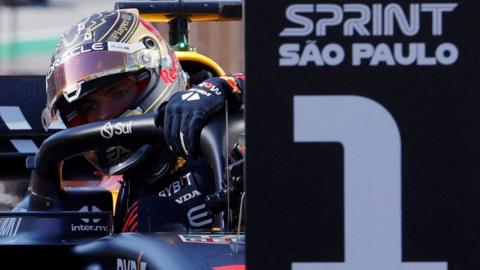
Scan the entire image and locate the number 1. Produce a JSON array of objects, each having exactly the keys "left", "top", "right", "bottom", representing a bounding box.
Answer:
[{"left": 293, "top": 95, "right": 447, "bottom": 270}]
